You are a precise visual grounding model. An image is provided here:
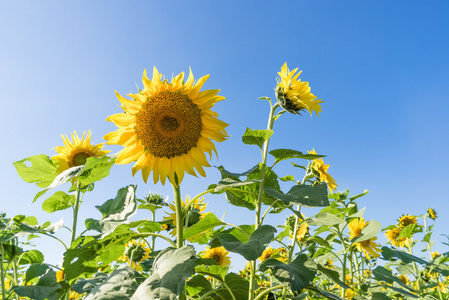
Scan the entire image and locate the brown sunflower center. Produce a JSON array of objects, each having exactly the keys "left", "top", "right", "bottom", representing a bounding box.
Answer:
[
  {"left": 212, "top": 254, "right": 222, "bottom": 263},
  {"left": 135, "top": 90, "right": 202, "bottom": 158},
  {"left": 72, "top": 152, "right": 91, "bottom": 166}
]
